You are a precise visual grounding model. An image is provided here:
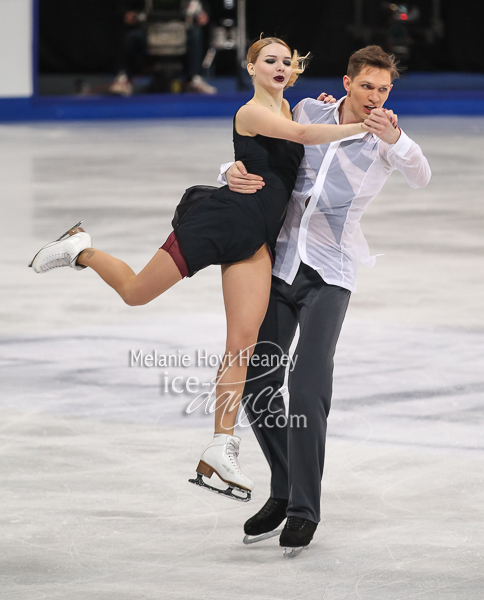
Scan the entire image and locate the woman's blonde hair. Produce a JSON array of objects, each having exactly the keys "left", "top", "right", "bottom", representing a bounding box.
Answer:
[{"left": 246, "top": 36, "right": 310, "bottom": 89}]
